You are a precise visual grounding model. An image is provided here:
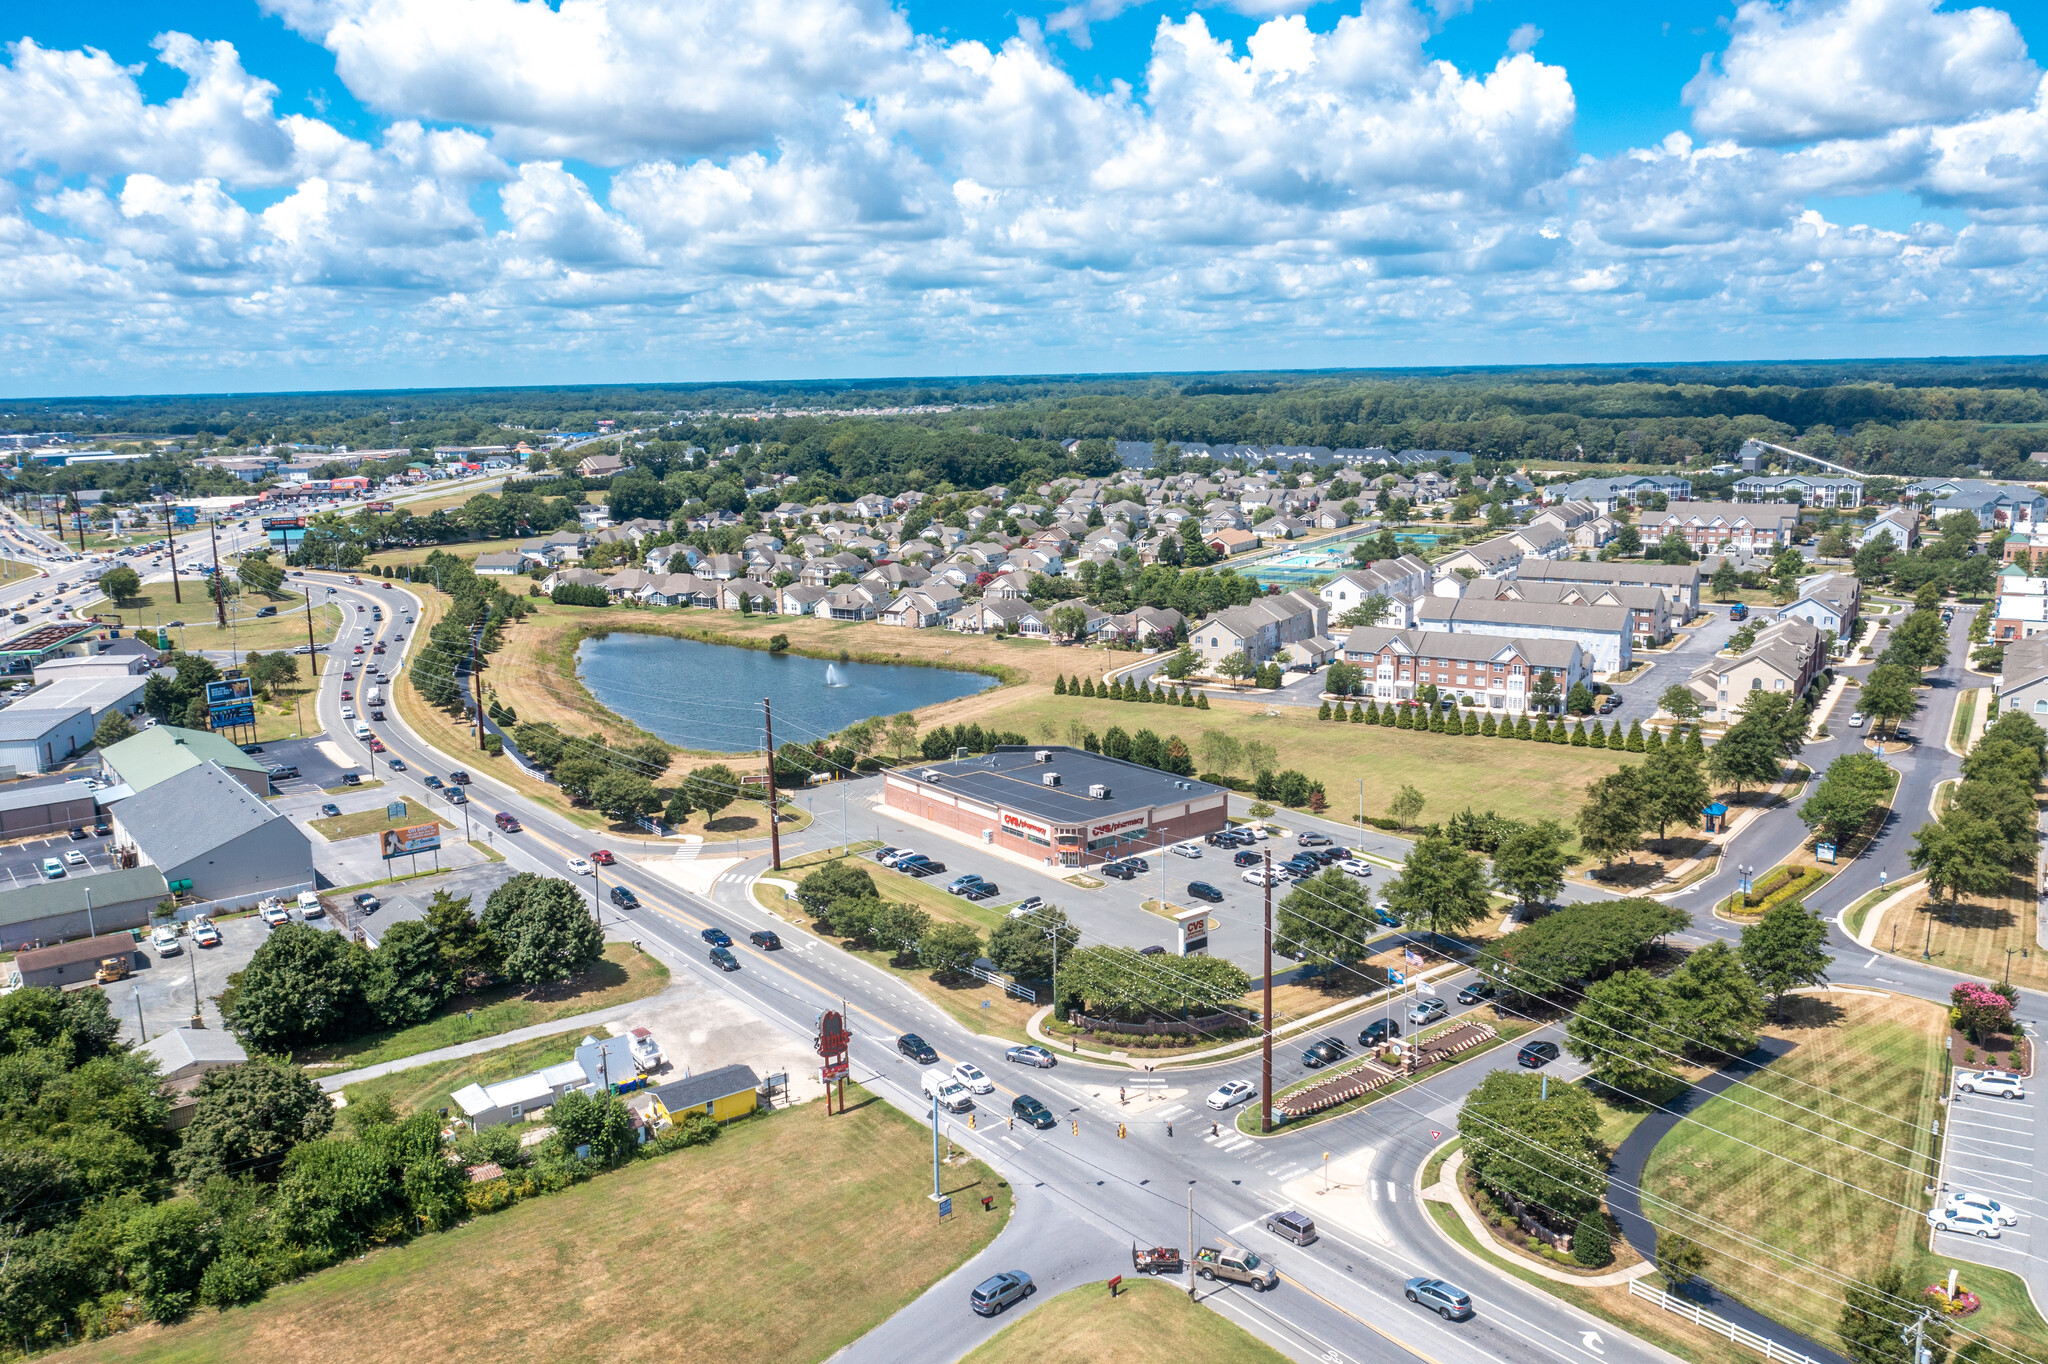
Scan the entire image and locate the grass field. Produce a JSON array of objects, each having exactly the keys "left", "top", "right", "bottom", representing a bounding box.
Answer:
[
  {"left": 308, "top": 797, "right": 448, "bottom": 842},
  {"left": 74, "top": 1089, "right": 1010, "bottom": 1364},
  {"left": 0, "top": 556, "right": 36, "bottom": 584},
  {"left": 961, "top": 1277, "right": 1289, "bottom": 1364},
  {"left": 1635, "top": 993, "right": 2048, "bottom": 1357},
  {"left": 83, "top": 586, "right": 344, "bottom": 656},
  {"left": 1886, "top": 872, "right": 2048, "bottom": 992},
  {"left": 302, "top": 941, "right": 668, "bottom": 1072}
]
